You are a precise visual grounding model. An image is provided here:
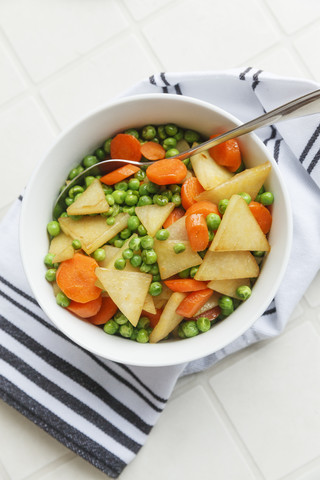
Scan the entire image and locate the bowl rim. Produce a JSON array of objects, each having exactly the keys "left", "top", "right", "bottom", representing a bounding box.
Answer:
[{"left": 20, "top": 92, "right": 293, "bottom": 367}]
